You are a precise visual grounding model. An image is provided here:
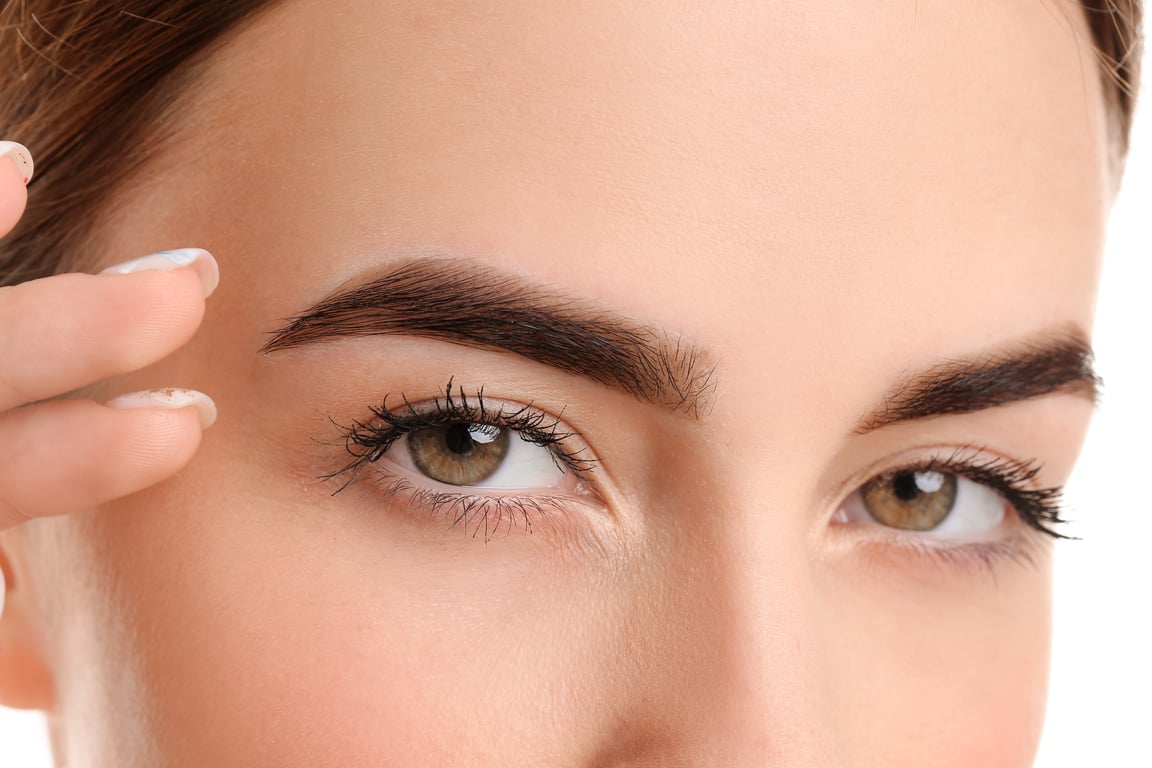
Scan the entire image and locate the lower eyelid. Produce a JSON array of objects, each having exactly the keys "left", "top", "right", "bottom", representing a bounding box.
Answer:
[
  {"left": 845, "top": 528, "right": 1049, "bottom": 575},
  {"left": 341, "top": 460, "right": 606, "bottom": 544}
]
